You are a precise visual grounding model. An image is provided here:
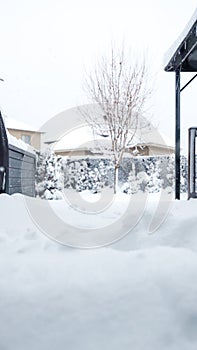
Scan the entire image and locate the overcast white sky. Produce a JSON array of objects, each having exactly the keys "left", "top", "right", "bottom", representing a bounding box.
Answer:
[{"left": 0, "top": 0, "right": 197, "bottom": 152}]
